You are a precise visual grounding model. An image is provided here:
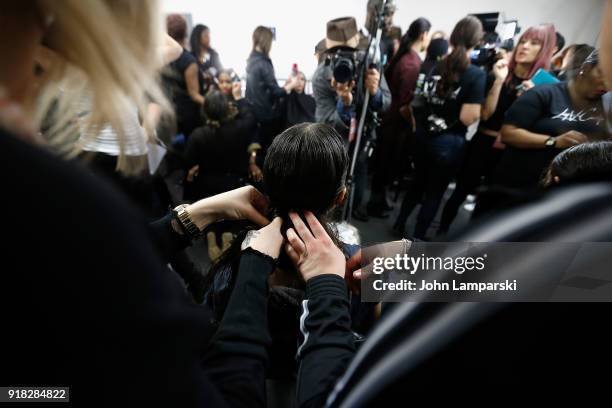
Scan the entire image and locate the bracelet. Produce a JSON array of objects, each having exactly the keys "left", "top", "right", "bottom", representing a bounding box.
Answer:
[{"left": 172, "top": 204, "right": 201, "bottom": 240}]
